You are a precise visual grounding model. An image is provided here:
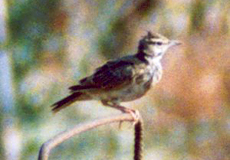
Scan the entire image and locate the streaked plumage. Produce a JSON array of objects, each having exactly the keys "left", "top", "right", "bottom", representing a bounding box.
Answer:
[{"left": 51, "top": 31, "right": 181, "bottom": 113}]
